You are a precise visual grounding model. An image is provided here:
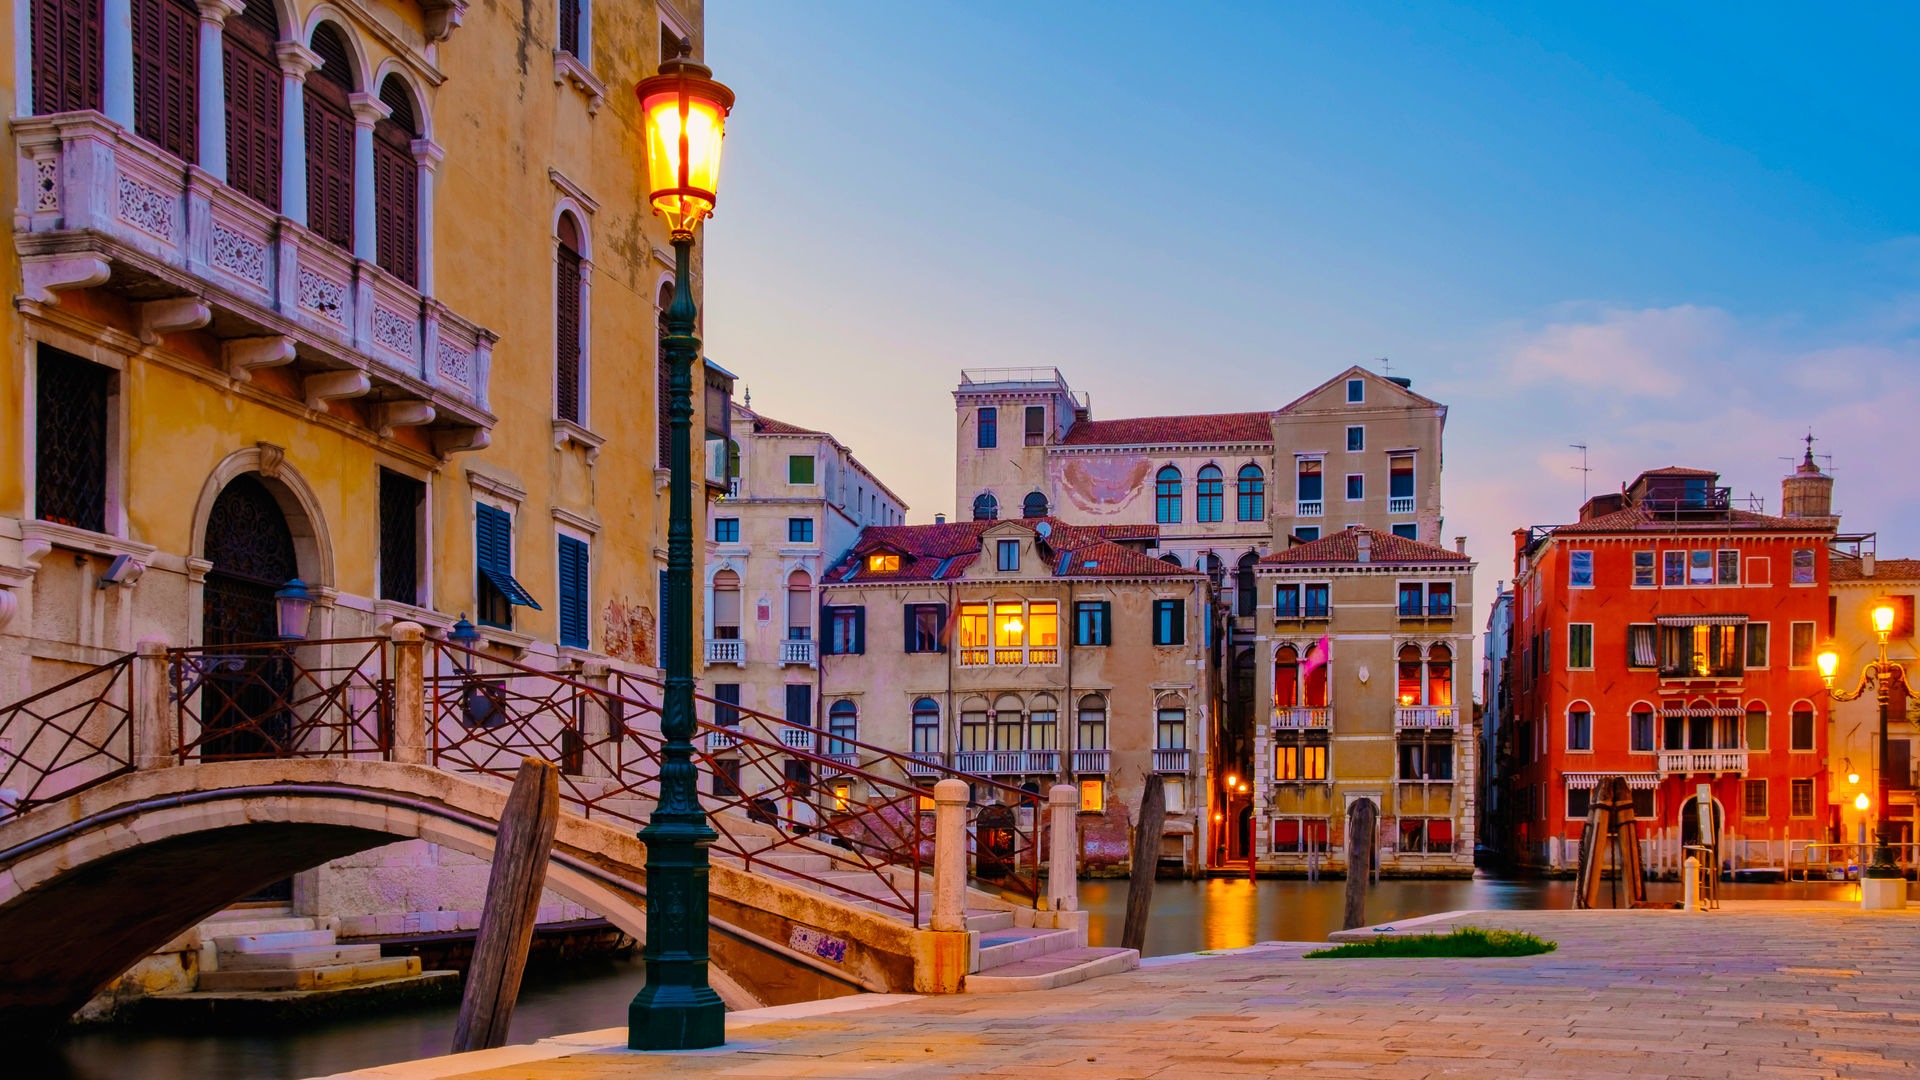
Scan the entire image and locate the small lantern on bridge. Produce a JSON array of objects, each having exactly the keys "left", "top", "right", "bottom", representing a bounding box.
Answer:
[{"left": 274, "top": 579, "right": 313, "bottom": 640}]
